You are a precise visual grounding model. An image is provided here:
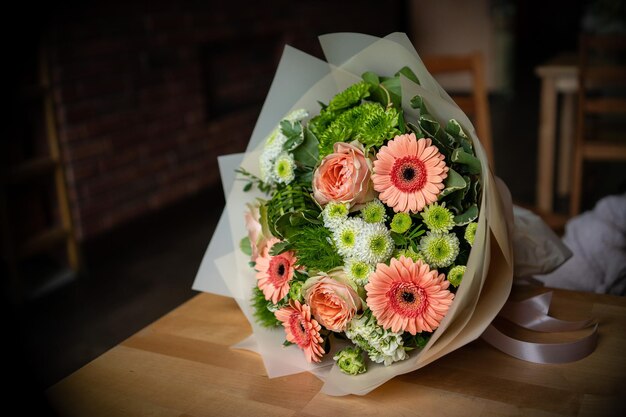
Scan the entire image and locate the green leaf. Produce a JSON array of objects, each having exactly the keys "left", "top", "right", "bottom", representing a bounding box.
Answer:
[
  {"left": 454, "top": 204, "right": 479, "bottom": 226},
  {"left": 292, "top": 128, "right": 319, "bottom": 168},
  {"left": 395, "top": 66, "right": 420, "bottom": 85},
  {"left": 445, "top": 119, "right": 462, "bottom": 137},
  {"left": 410, "top": 95, "right": 428, "bottom": 114},
  {"left": 283, "top": 340, "right": 295, "bottom": 347},
  {"left": 451, "top": 148, "right": 482, "bottom": 174},
  {"left": 239, "top": 236, "right": 252, "bottom": 256},
  {"left": 397, "top": 110, "right": 406, "bottom": 134},
  {"left": 259, "top": 202, "right": 271, "bottom": 241},
  {"left": 381, "top": 77, "right": 402, "bottom": 108},
  {"left": 445, "top": 119, "right": 473, "bottom": 154},
  {"left": 369, "top": 84, "right": 392, "bottom": 108},
  {"left": 362, "top": 71, "right": 380, "bottom": 86},
  {"left": 407, "top": 122, "right": 423, "bottom": 136},
  {"left": 439, "top": 168, "right": 467, "bottom": 198},
  {"left": 243, "top": 182, "right": 252, "bottom": 192},
  {"left": 269, "top": 240, "right": 290, "bottom": 256},
  {"left": 280, "top": 120, "right": 304, "bottom": 151}
]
